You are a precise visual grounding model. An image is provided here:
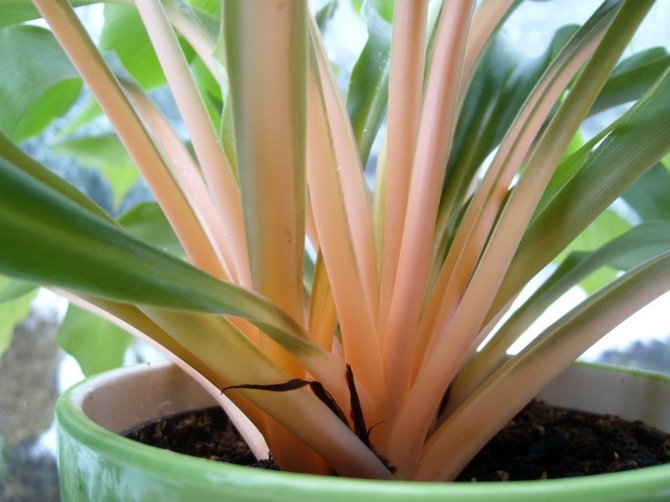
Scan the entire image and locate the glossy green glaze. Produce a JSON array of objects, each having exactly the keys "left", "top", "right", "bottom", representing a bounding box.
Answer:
[{"left": 56, "top": 363, "right": 670, "bottom": 501}]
